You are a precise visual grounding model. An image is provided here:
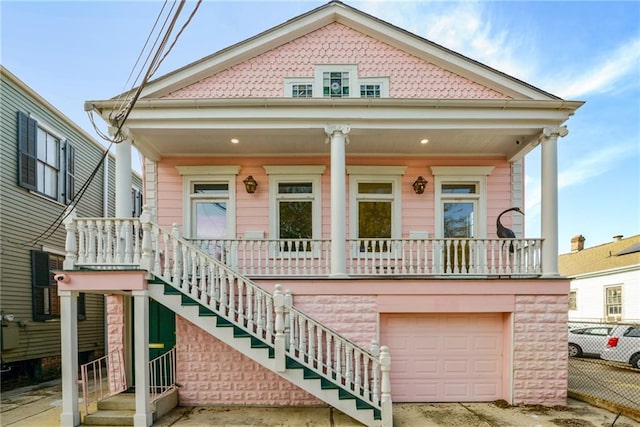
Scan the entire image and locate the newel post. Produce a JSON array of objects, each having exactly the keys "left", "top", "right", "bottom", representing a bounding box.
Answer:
[
  {"left": 273, "top": 284, "right": 286, "bottom": 372},
  {"left": 379, "top": 345, "right": 393, "bottom": 427},
  {"left": 63, "top": 208, "right": 77, "bottom": 270},
  {"left": 139, "top": 205, "right": 153, "bottom": 275}
]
